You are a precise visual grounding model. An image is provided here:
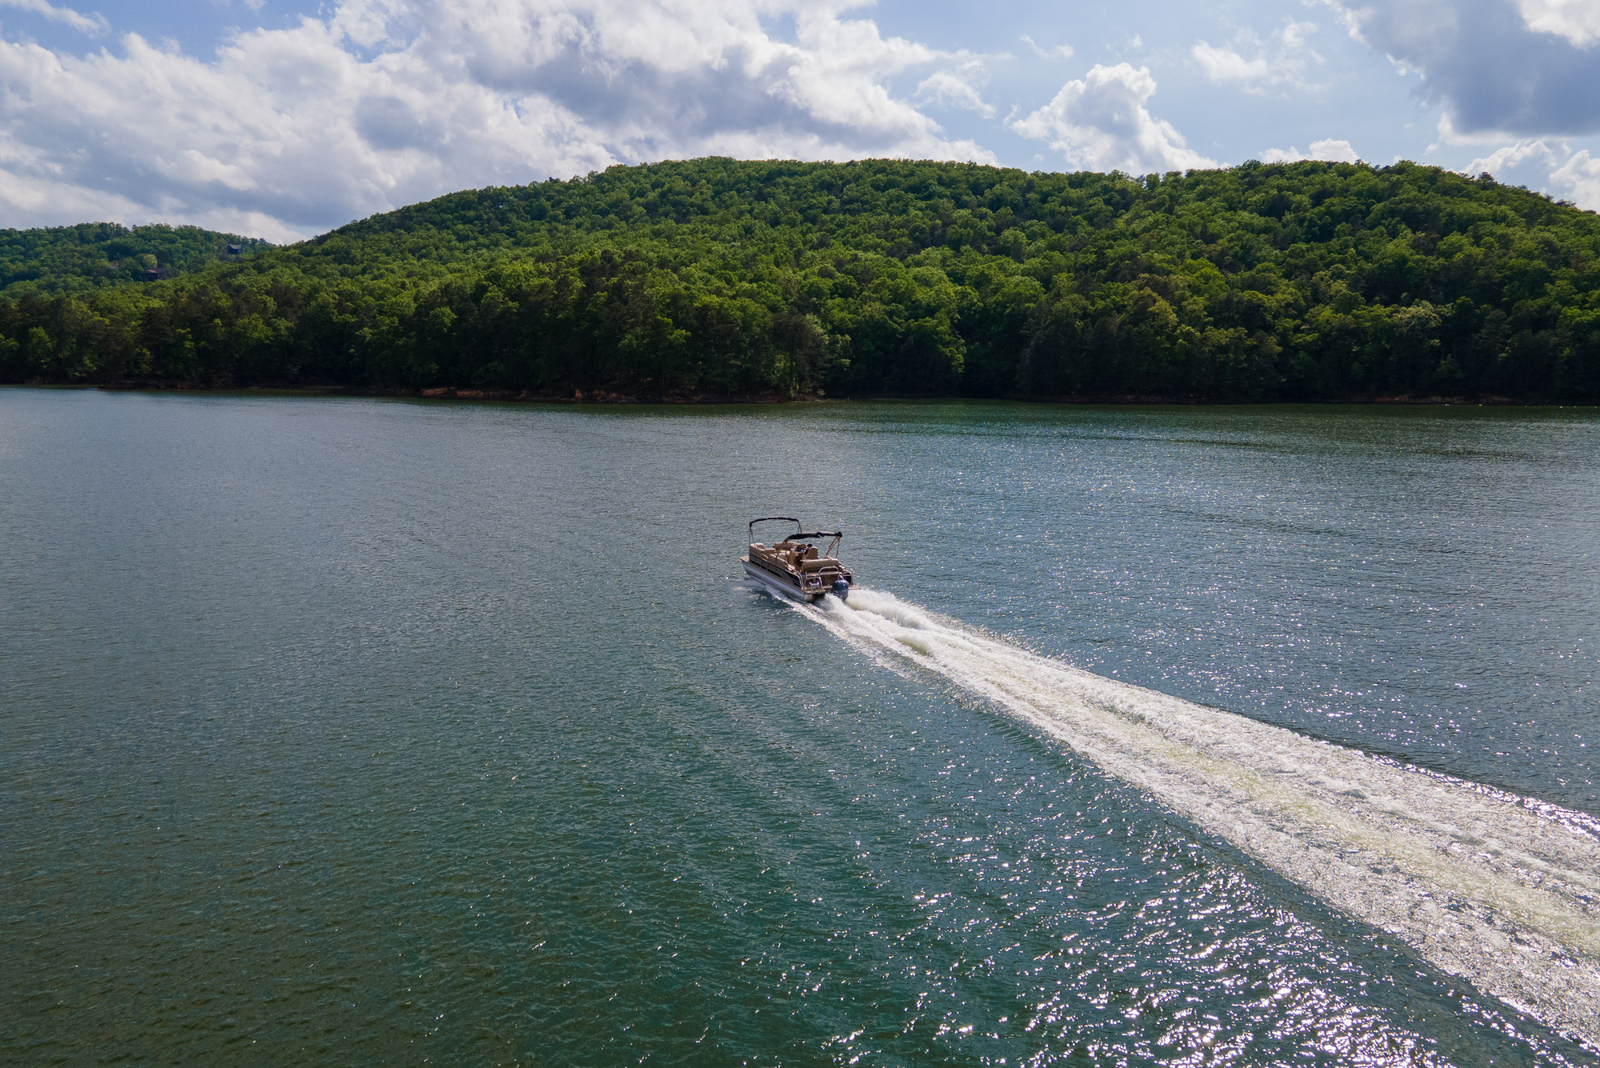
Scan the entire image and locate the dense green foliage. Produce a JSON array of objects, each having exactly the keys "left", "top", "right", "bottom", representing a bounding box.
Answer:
[
  {"left": 4, "top": 158, "right": 1599, "bottom": 400},
  {"left": 0, "top": 223, "right": 268, "bottom": 298}
]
